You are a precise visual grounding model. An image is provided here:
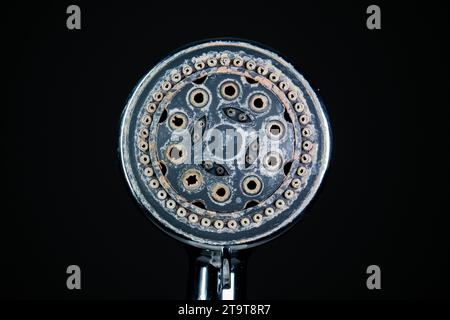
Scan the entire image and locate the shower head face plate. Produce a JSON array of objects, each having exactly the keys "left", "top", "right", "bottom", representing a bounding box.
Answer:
[{"left": 119, "top": 41, "right": 331, "bottom": 249}]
